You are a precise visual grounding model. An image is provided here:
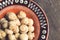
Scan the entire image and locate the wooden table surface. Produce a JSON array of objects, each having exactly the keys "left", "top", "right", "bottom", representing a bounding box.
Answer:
[{"left": 34, "top": 0, "right": 60, "bottom": 40}]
